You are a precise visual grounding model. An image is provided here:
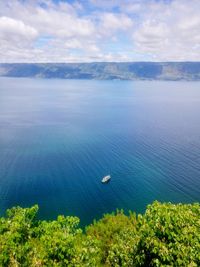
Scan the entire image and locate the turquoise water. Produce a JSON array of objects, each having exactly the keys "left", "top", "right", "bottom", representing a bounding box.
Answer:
[{"left": 0, "top": 78, "right": 200, "bottom": 226}]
